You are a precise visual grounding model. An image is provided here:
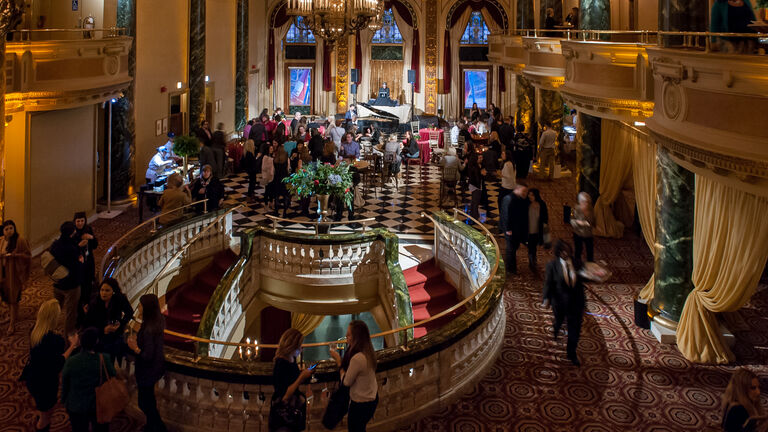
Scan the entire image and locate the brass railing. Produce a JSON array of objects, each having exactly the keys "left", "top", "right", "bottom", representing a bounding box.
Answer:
[
  {"left": 146, "top": 208, "right": 501, "bottom": 356},
  {"left": 10, "top": 27, "right": 129, "bottom": 41},
  {"left": 100, "top": 199, "right": 209, "bottom": 278}
]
